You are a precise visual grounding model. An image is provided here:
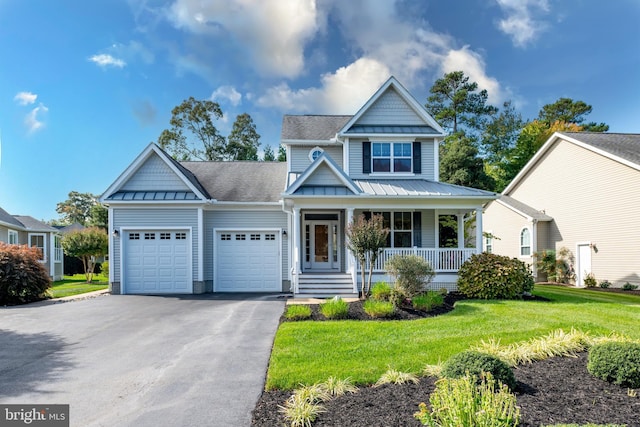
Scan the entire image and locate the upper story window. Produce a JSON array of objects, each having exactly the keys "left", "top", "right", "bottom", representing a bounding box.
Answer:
[
  {"left": 308, "top": 147, "right": 324, "bottom": 162},
  {"left": 8, "top": 230, "right": 18, "bottom": 245},
  {"left": 372, "top": 142, "right": 412, "bottom": 173},
  {"left": 520, "top": 228, "right": 531, "bottom": 256}
]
